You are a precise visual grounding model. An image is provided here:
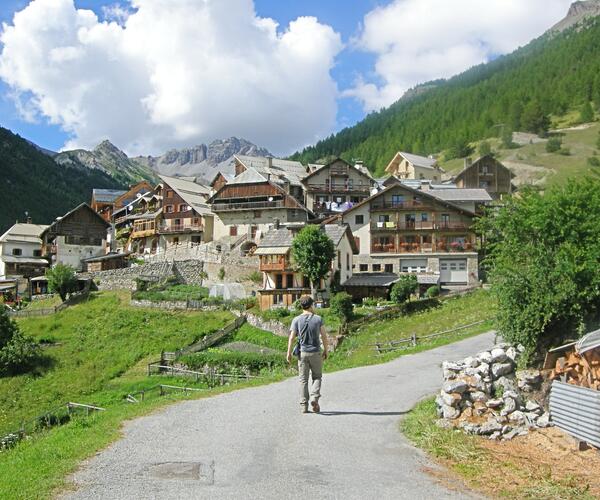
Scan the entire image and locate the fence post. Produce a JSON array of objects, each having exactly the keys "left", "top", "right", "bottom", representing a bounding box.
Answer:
[
  {"left": 375, "top": 343, "right": 381, "bottom": 354},
  {"left": 411, "top": 333, "right": 417, "bottom": 347},
  {"left": 141, "top": 390, "right": 145, "bottom": 402},
  {"left": 160, "top": 385, "right": 164, "bottom": 396}
]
